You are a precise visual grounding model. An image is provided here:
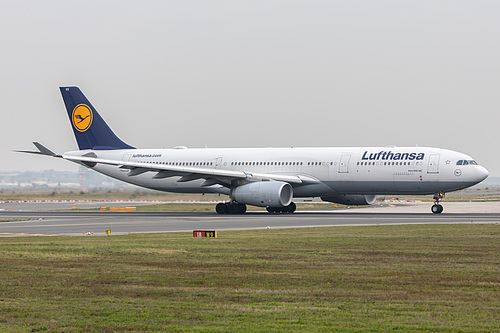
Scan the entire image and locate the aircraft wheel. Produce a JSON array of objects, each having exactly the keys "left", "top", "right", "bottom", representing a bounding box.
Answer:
[
  {"left": 431, "top": 204, "right": 443, "bottom": 214},
  {"left": 229, "top": 203, "right": 247, "bottom": 214},
  {"left": 216, "top": 202, "right": 229, "bottom": 214},
  {"left": 266, "top": 207, "right": 277, "bottom": 214},
  {"left": 286, "top": 202, "right": 296, "bottom": 213}
]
